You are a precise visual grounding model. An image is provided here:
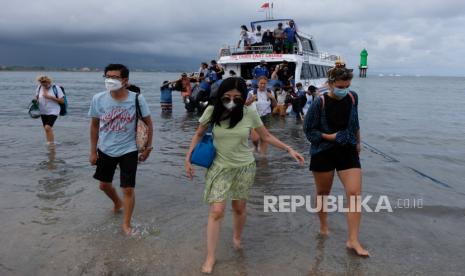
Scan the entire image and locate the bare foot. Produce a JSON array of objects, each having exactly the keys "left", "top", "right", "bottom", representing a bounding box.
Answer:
[
  {"left": 122, "top": 224, "right": 132, "bottom": 236},
  {"left": 201, "top": 257, "right": 215, "bottom": 274},
  {"left": 113, "top": 200, "right": 123, "bottom": 213},
  {"left": 346, "top": 241, "right": 370, "bottom": 257},
  {"left": 233, "top": 238, "right": 242, "bottom": 250}
]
